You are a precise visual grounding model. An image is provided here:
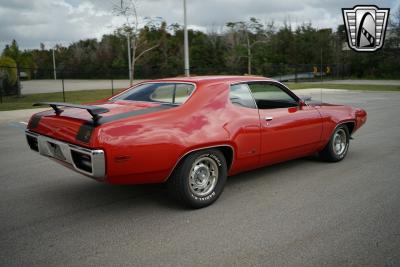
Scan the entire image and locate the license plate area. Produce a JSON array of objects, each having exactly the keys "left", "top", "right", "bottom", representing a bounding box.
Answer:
[
  {"left": 47, "top": 141, "right": 66, "bottom": 161},
  {"left": 30, "top": 132, "right": 105, "bottom": 178}
]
